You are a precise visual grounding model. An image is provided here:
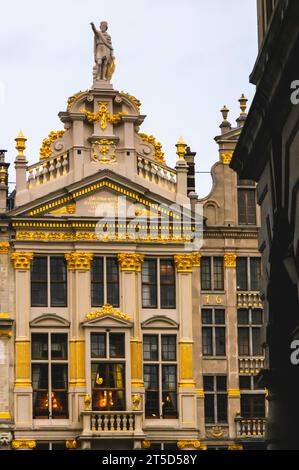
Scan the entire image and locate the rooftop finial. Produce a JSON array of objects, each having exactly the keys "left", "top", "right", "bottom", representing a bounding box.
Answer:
[
  {"left": 220, "top": 105, "right": 231, "bottom": 133},
  {"left": 15, "top": 131, "right": 27, "bottom": 156},
  {"left": 239, "top": 94, "right": 248, "bottom": 115},
  {"left": 176, "top": 136, "right": 187, "bottom": 160},
  {"left": 220, "top": 105, "right": 230, "bottom": 122}
]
